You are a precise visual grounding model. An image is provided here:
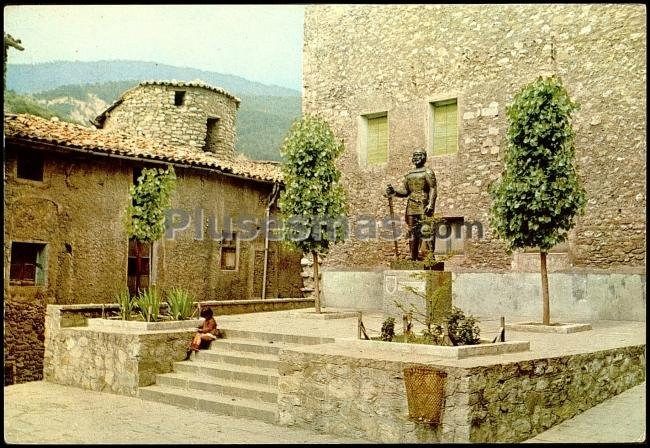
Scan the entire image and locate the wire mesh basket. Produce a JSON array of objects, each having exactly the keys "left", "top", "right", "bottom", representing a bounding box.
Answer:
[{"left": 403, "top": 366, "right": 447, "bottom": 425}]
